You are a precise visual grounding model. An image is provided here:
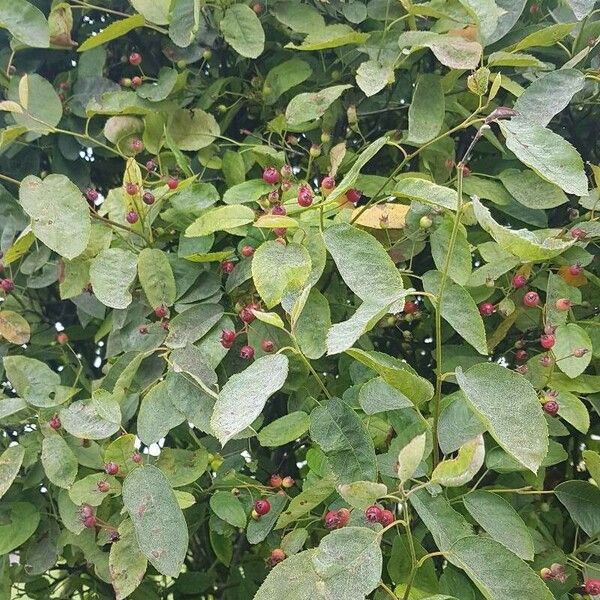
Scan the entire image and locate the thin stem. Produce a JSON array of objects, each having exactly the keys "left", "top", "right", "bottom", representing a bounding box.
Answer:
[
  {"left": 90, "top": 212, "right": 150, "bottom": 244},
  {"left": 379, "top": 582, "right": 397, "bottom": 599},
  {"left": 291, "top": 343, "right": 331, "bottom": 400}
]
